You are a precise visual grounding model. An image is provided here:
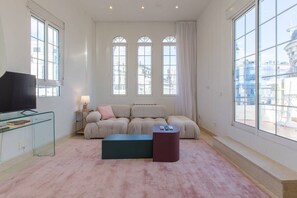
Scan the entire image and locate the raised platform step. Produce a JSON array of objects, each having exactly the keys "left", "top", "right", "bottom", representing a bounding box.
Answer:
[{"left": 213, "top": 136, "right": 297, "bottom": 198}]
